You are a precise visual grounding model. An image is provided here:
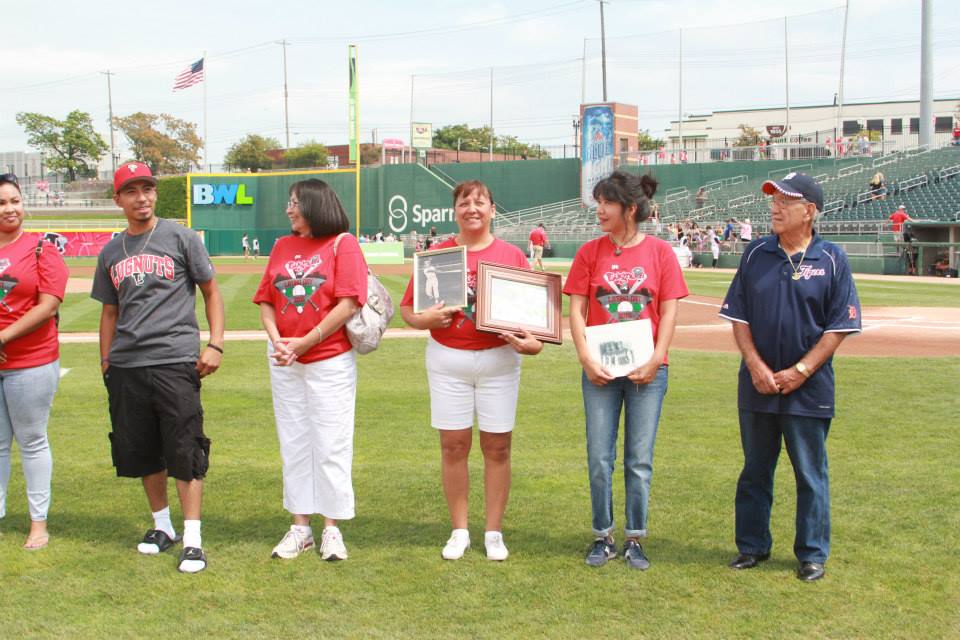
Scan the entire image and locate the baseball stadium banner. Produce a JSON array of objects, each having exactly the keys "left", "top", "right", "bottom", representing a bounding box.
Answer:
[
  {"left": 348, "top": 45, "right": 359, "bottom": 164},
  {"left": 580, "top": 104, "right": 615, "bottom": 208},
  {"left": 360, "top": 242, "right": 404, "bottom": 264},
  {"left": 411, "top": 122, "right": 433, "bottom": 150},
  {"left": 35, "top": 230, "right": 120, "bottom": 257}
]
